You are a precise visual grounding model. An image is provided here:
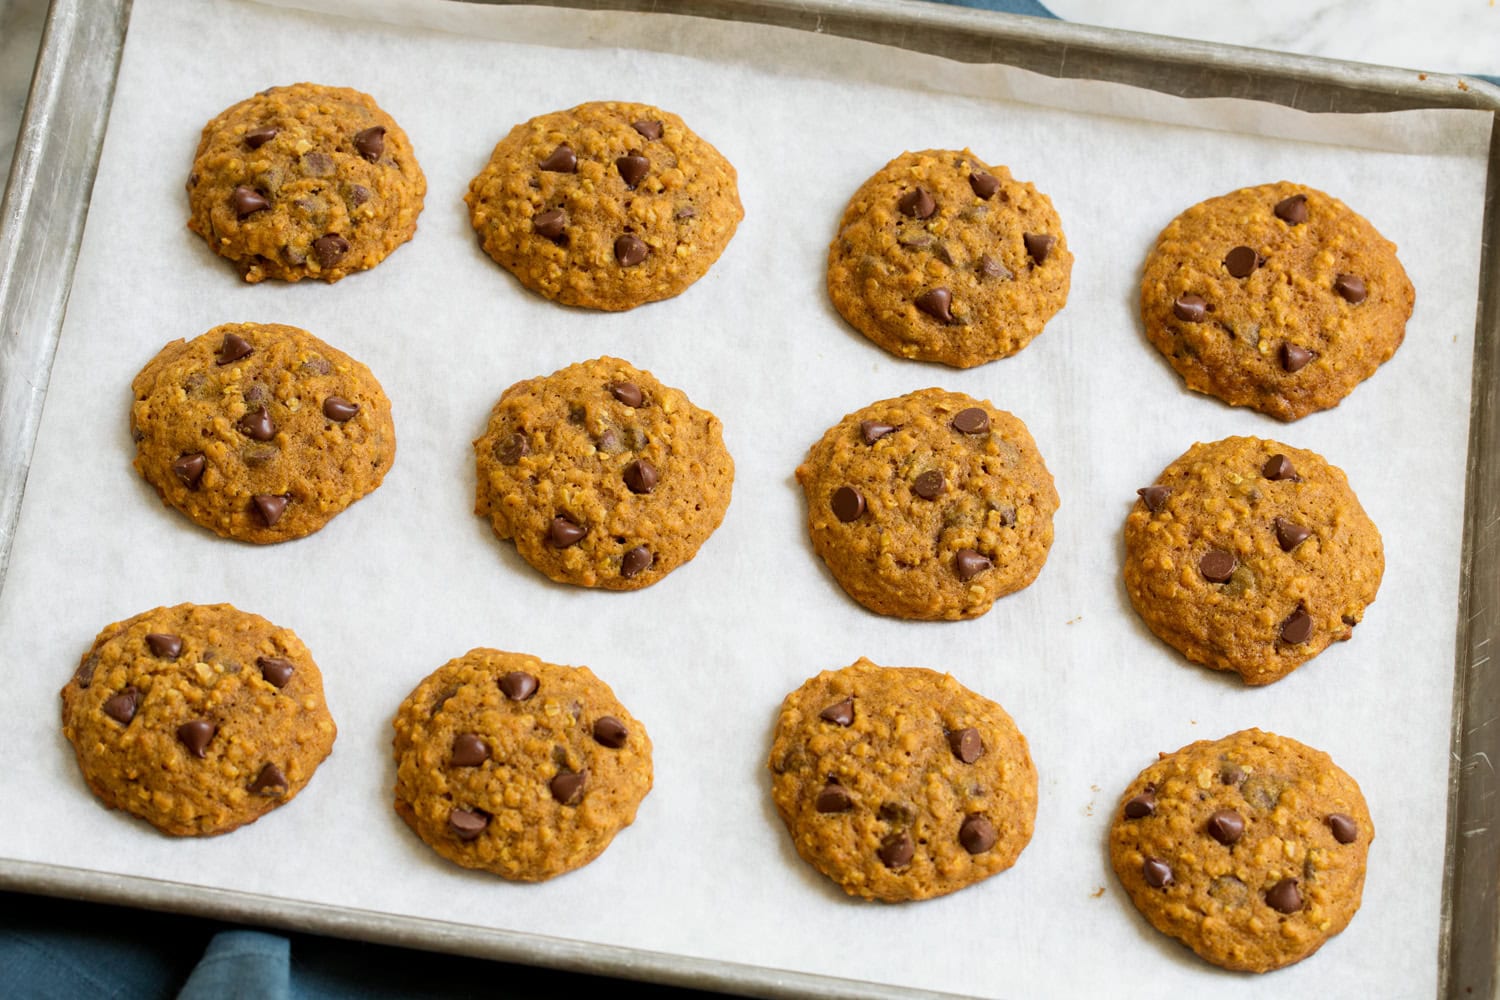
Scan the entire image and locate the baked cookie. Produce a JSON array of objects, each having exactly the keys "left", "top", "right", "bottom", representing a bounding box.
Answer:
[
  {"left": 1140, "top": 182, "right": 1414, "bottom": 421},
  {"left": 473, "top": 356, "right": 733, "bottom": 589},
  {"left": 795, "top": 388, "right": 1058, "bottom": 620},
  {"left": 60, "top": 603, "right": 337, "bottom": 837},
  {"left": 465, "top": 100, "right": 742, "bottom": 310},
  {"left": 1124, "top": 436, "right": 1382, "bottom": 685},
  {"left": 827, "top": 149, "right": 1071, "bottom": 368},
  {"left": 768, "top": 658, "right": 1036, "bottom": 902},
  {"left": 1109, "top": 729, "right": 1372, "bottom": 972},
  {"left": 187, "top": 82, "right": 425, "bottom": 282},
  {"left": 392, "top": 649, "right": 652, "bottom": 881},
  {"left": 131, "top": 322, "right": 396, "bottom": 544}
]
